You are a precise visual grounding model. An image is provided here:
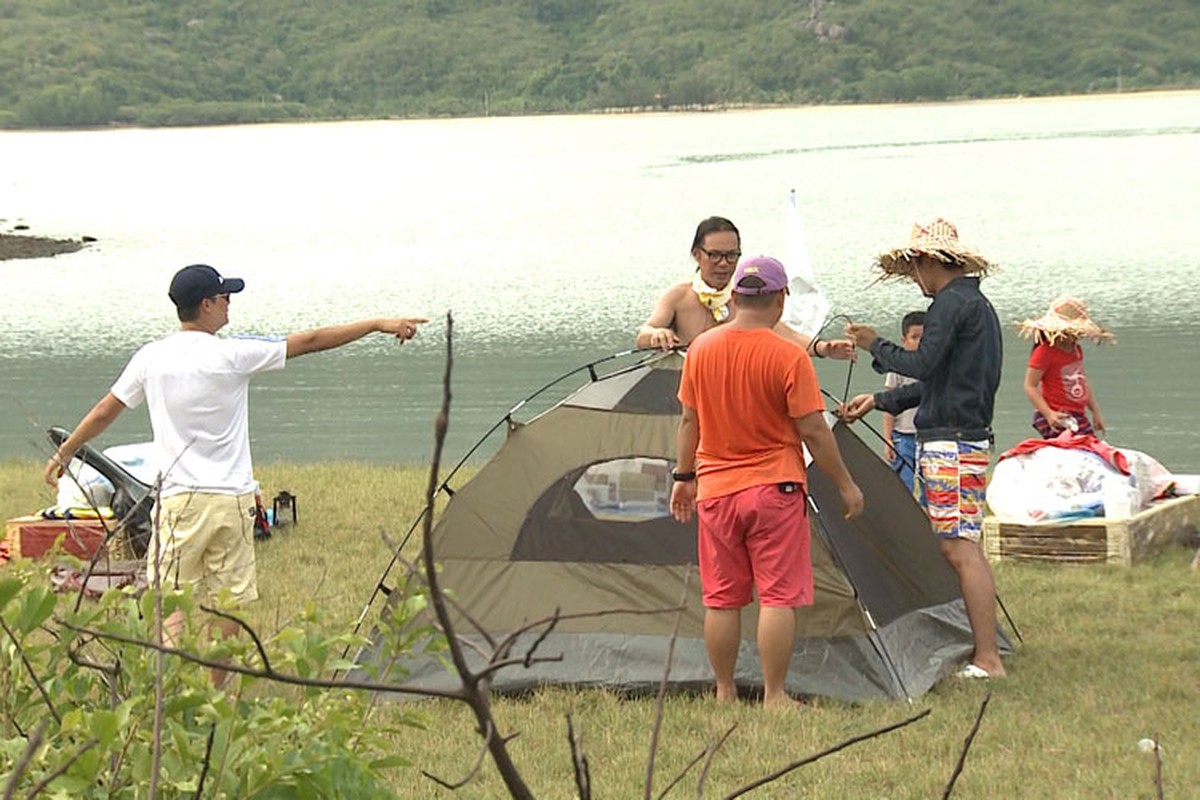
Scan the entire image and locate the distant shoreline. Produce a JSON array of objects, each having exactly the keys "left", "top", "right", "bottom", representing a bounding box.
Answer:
[
  {"left": 1, "top": 87, "right": 1195, "bottom": 133},
  {"left": 590, "top": 87, "right": 1200, "bottom": 117},
  {"left": 0, "top": 232, "right": 90, "bottom": 261}
]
